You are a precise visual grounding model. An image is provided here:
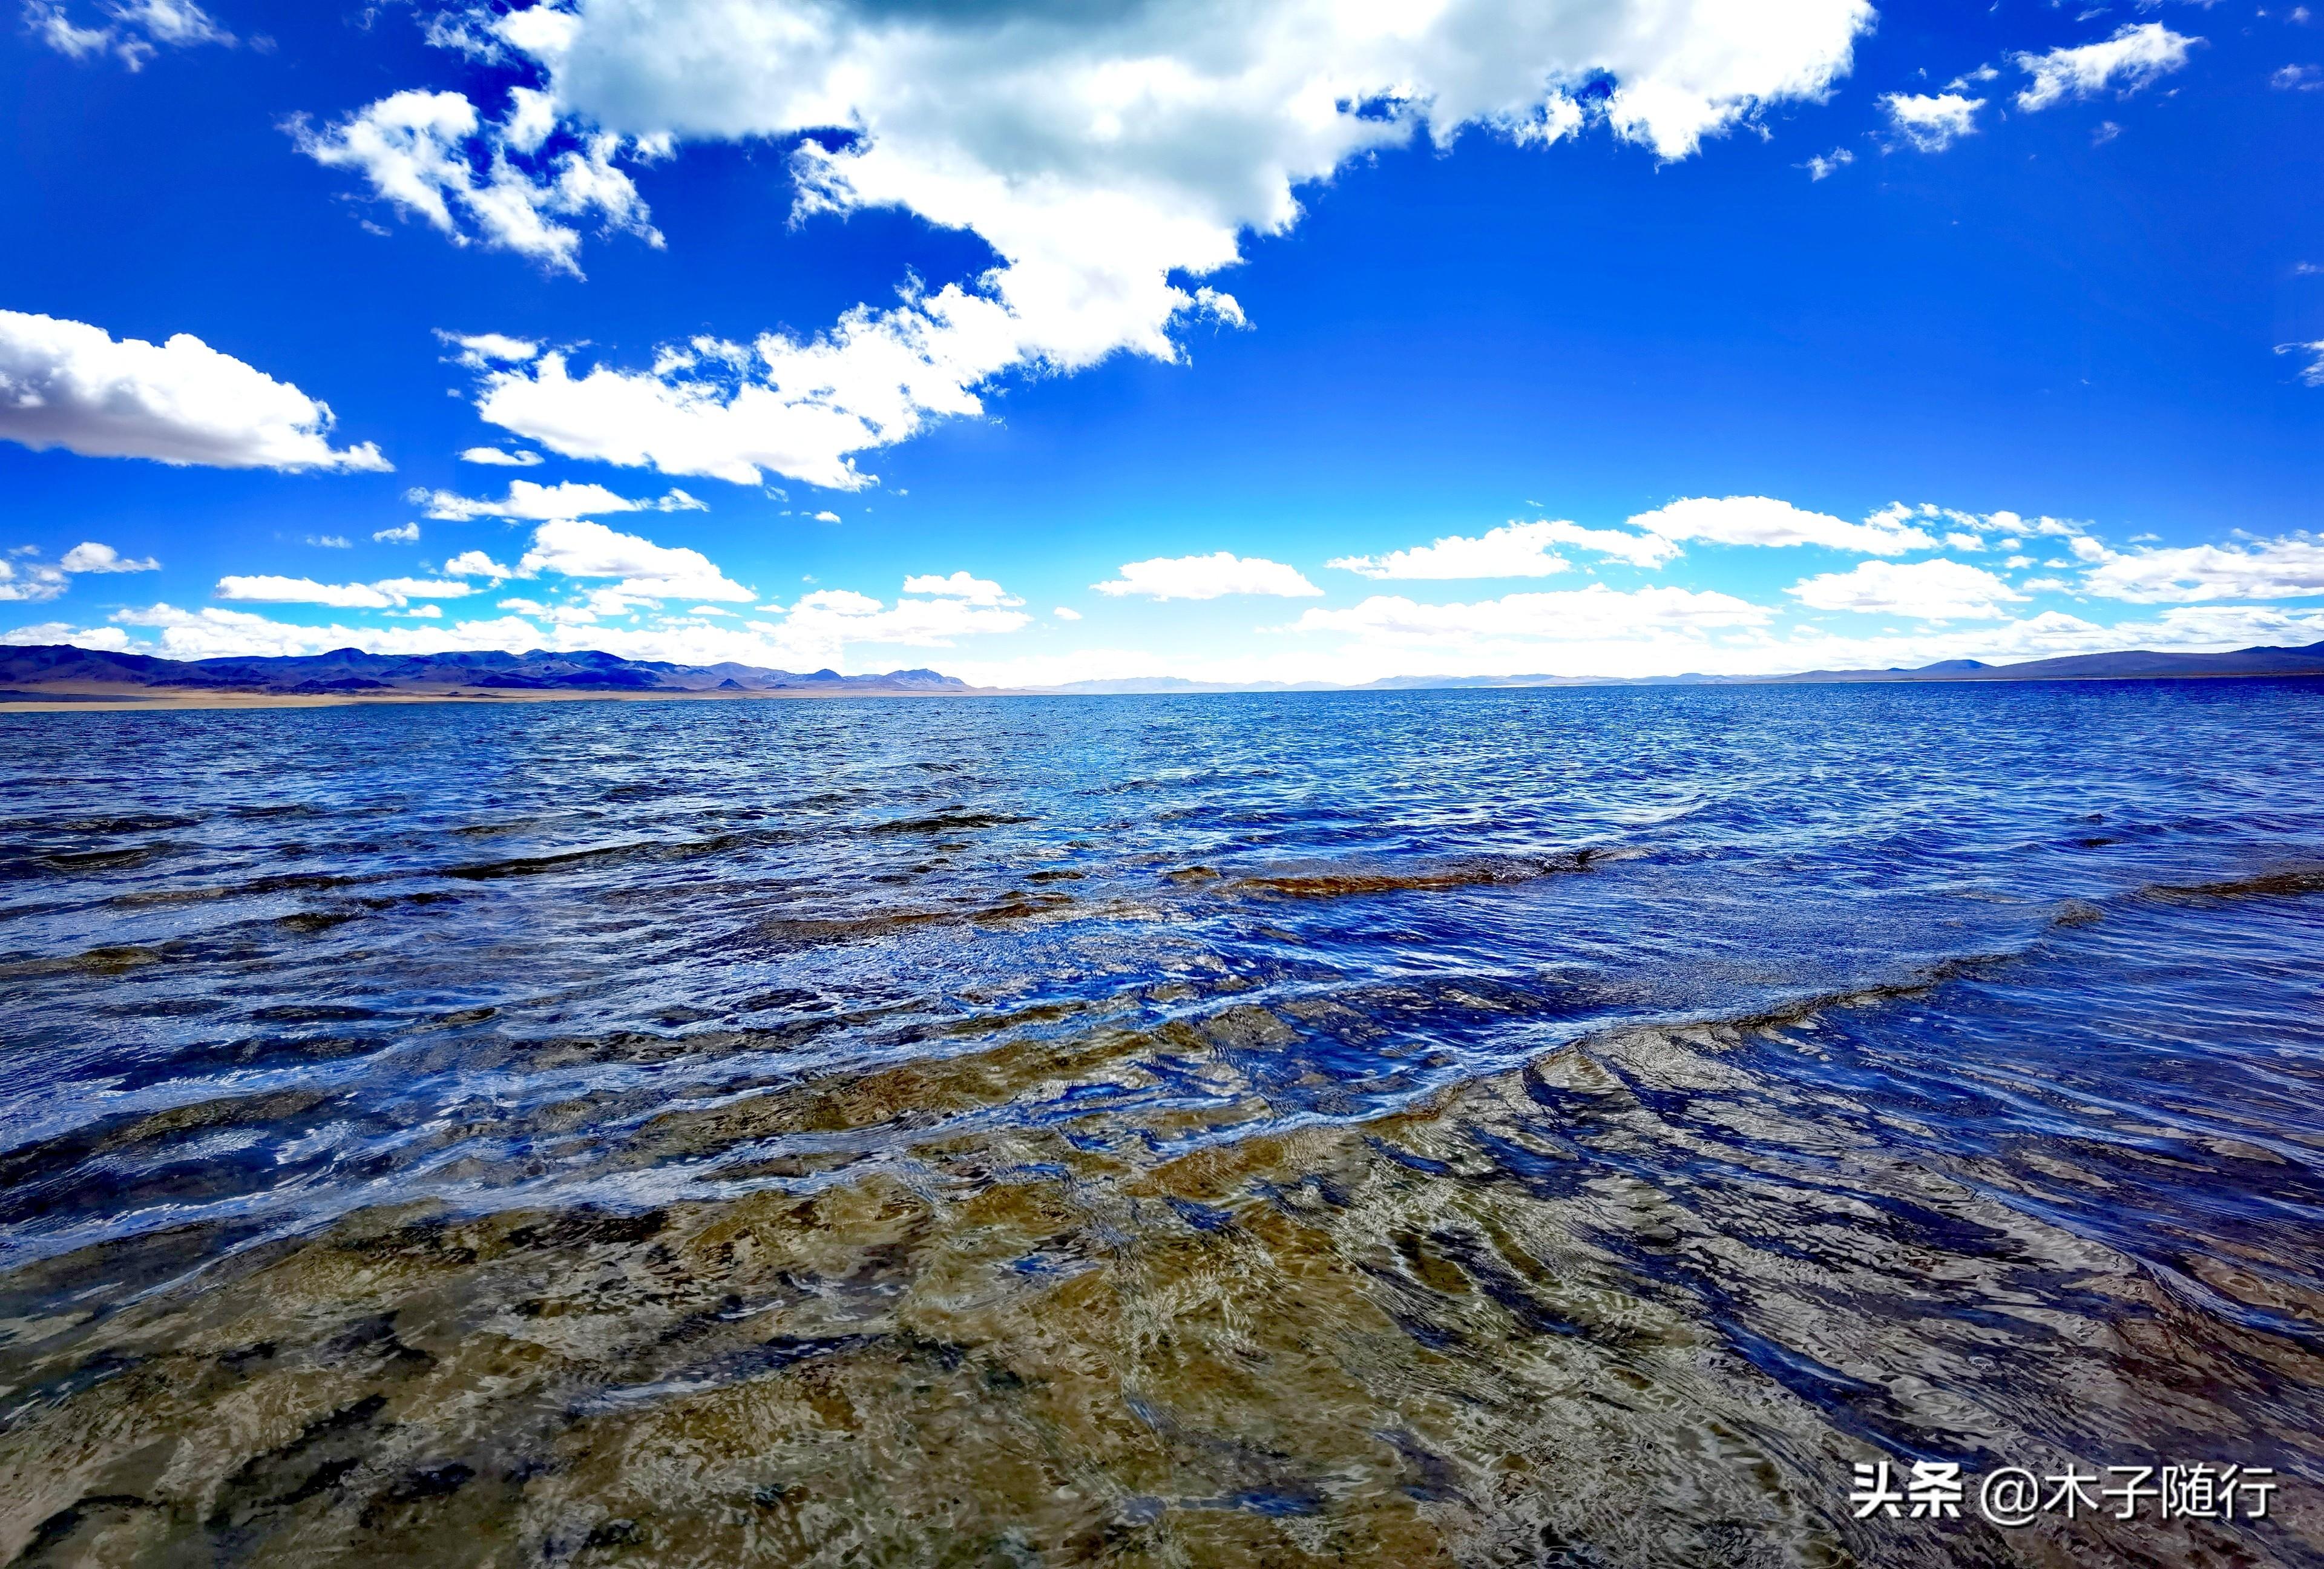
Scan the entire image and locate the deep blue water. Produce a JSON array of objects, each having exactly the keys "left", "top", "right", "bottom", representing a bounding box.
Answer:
[{"left": 2, "top": 680, "right": 2322, "bottom": 1564}]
